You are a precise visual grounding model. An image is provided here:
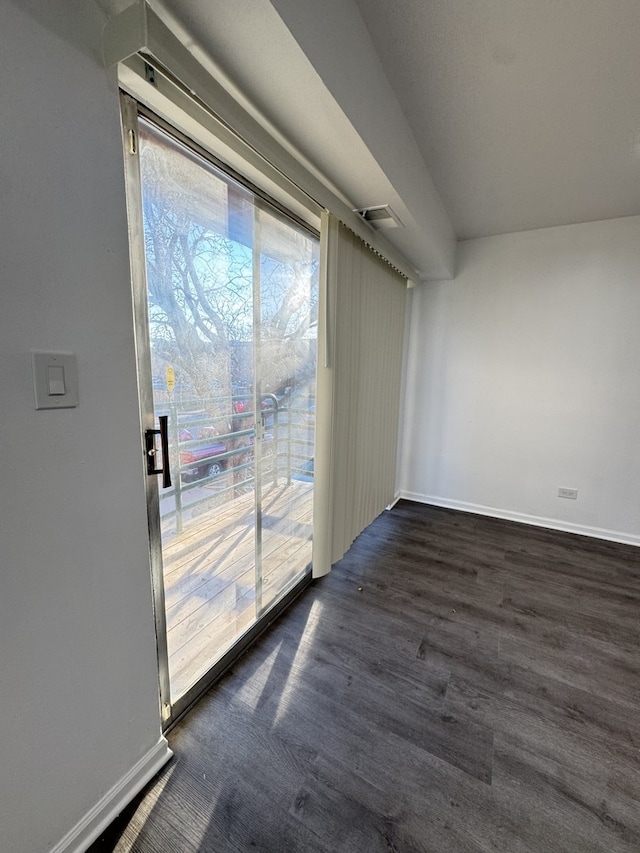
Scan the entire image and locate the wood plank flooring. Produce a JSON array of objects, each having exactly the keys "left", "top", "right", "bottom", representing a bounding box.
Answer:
[{"left": 90, "top": 501, "right": 640, "bottom": 852}]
